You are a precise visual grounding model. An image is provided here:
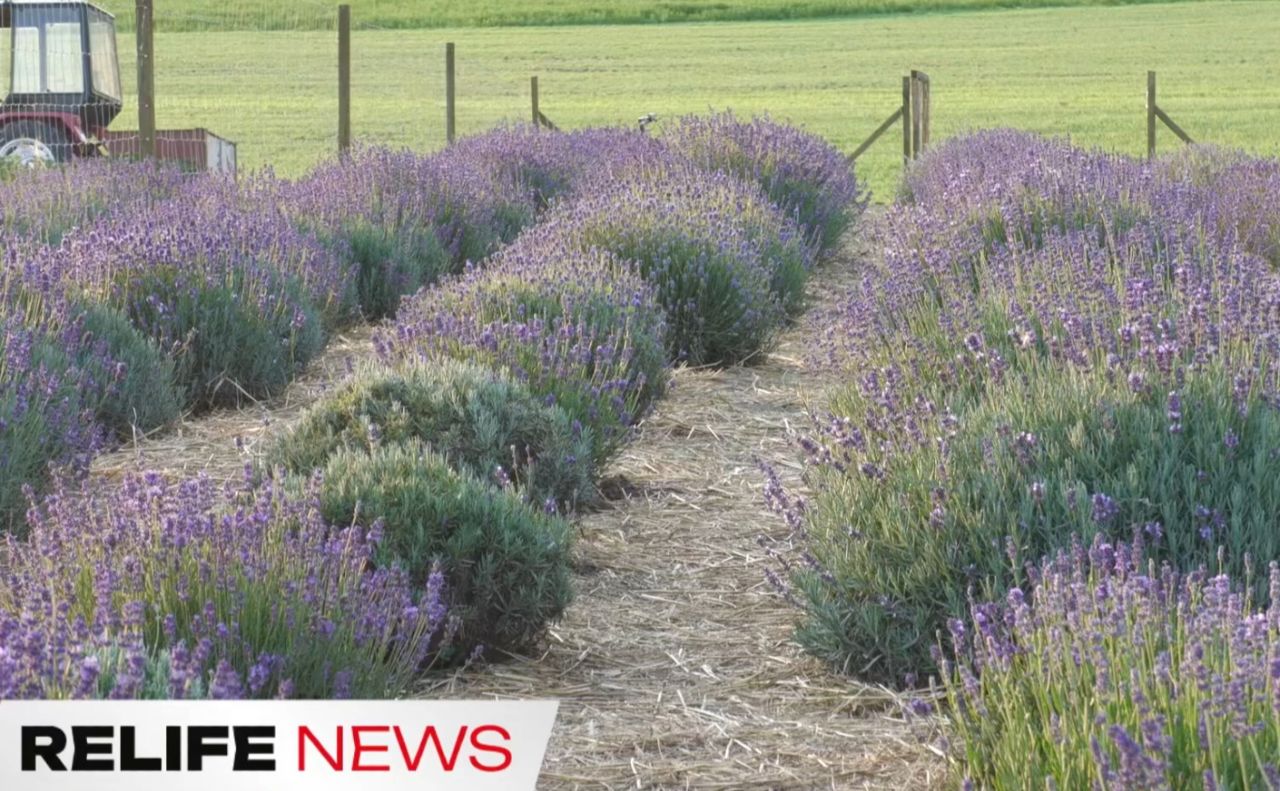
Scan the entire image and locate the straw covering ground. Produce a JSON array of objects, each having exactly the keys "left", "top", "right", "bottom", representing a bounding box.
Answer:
[
  {"left": 86, "top": 225, "right": 944, "bottom": 788},
  {"left": 431, "top": 234, "right": 943, "bottom": 788}
]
